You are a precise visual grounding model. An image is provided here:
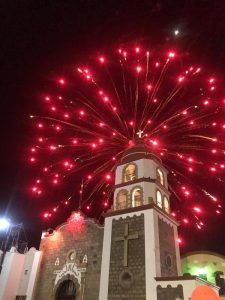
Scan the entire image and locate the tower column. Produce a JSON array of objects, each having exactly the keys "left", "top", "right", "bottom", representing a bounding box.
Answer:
[
  {"left": 99, "top": 217, "right": 112, "bottom": 300},
  {"left": 144, "top": 210, "right": 157, "bottom": 299}
]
